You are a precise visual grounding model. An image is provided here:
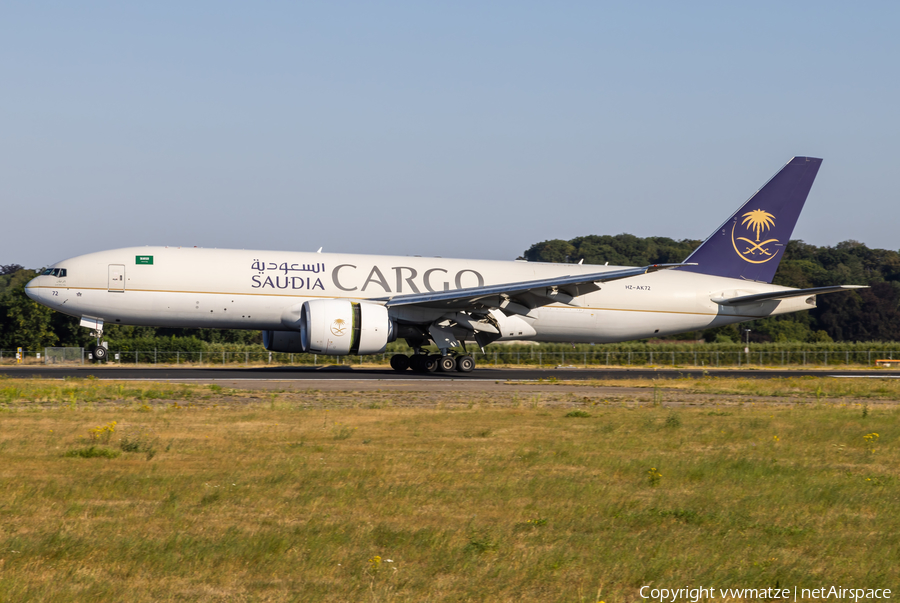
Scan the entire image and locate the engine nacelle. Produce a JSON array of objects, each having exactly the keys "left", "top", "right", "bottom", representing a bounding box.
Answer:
[
  {"left": 262, "top": 330, "right": 305, "bottom": 353},
  {"left": 299, "top": 299, "right": 394, "bottom": 355}
]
